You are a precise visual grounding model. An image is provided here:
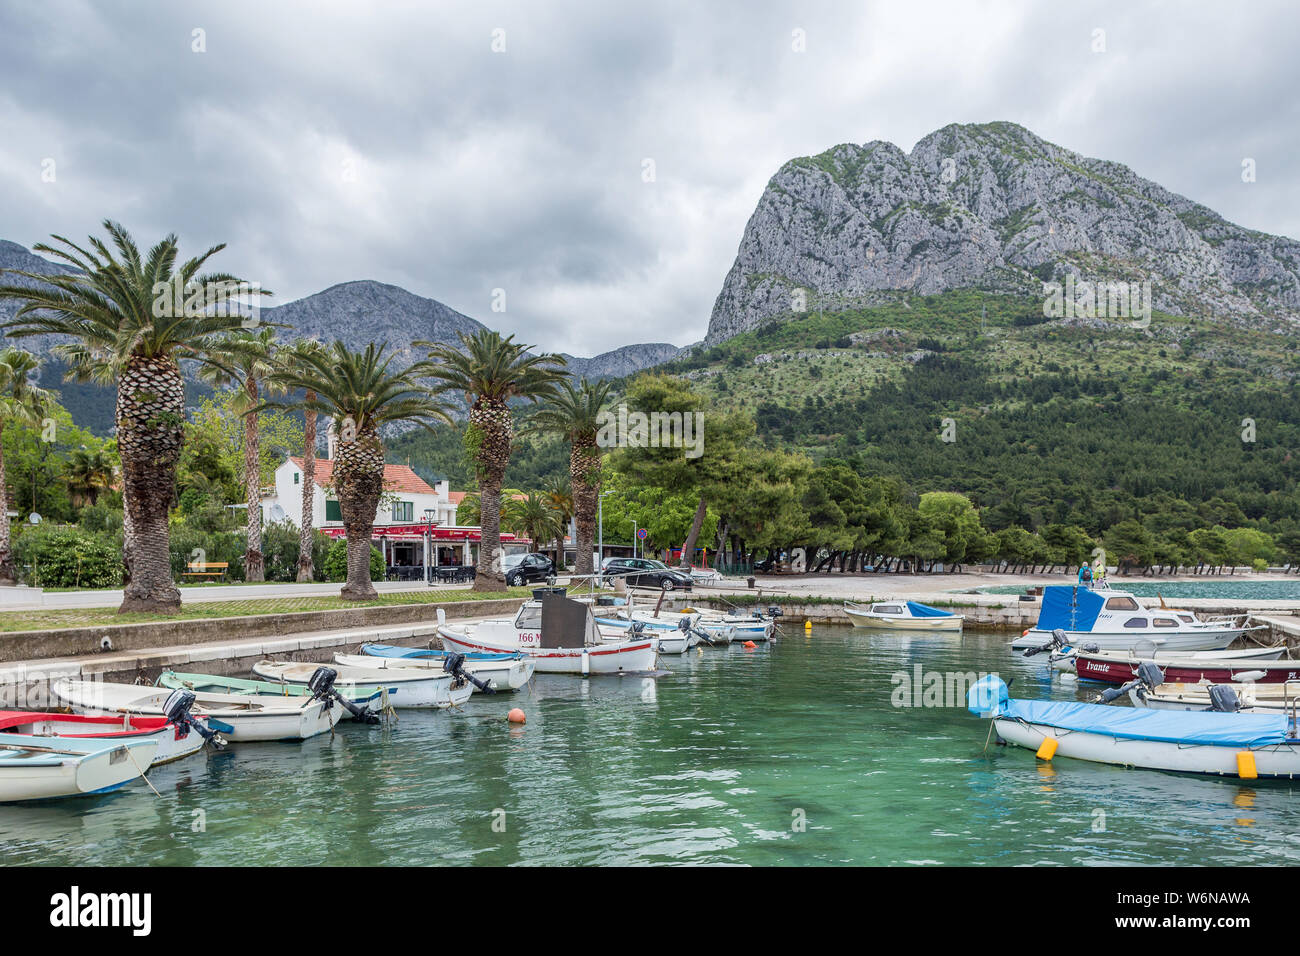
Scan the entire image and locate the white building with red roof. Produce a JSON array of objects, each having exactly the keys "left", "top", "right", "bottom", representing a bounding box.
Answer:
[{"left": 261, "top": 456, "right": 527, "bottom": 576}]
